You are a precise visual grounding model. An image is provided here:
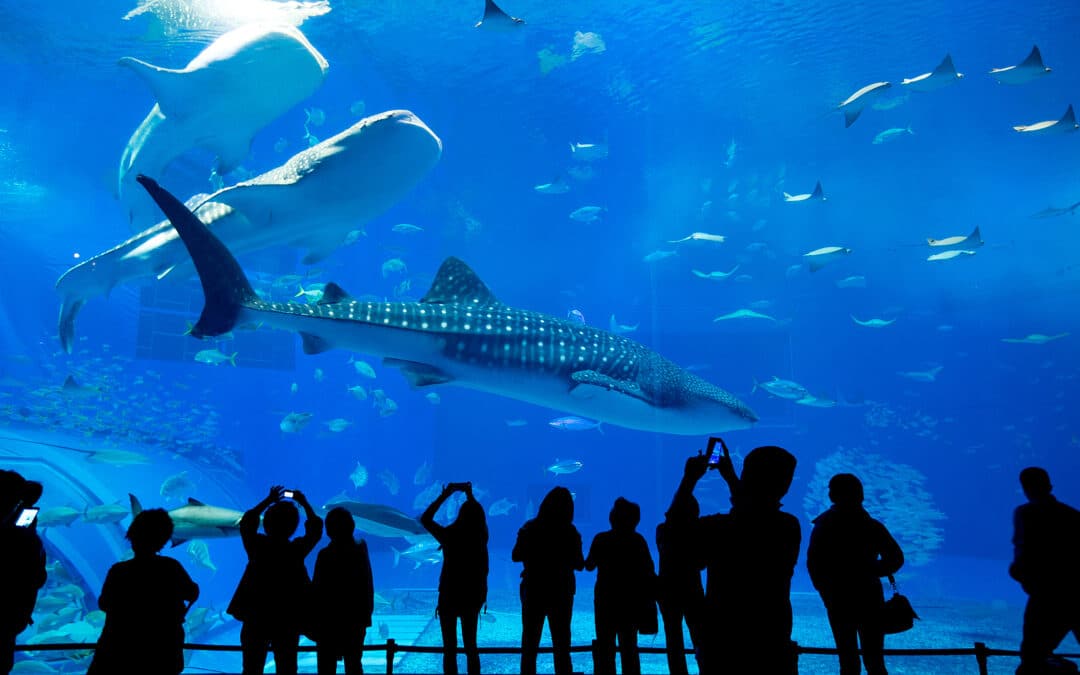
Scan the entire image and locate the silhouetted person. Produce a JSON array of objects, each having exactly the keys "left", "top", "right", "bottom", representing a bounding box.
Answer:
[
  {"left": 88, "top": 508, "right": 199, "bottom": 675},
  {"left": 420, "top": 482, "right": 489, "bottom": 675},
  {"left": 672, "top": 444, "right": 801, "bottom": 675},
  {"left": 0, "top": 470, "right": 46, "bottom": 675},
  {"left": 229, "top": 486, "right": 324, "bottom": 675},
  {"left": 311, "top": 507, "right": 374, "bottom": 675},
  {"left": 586, "top": 497, "right": 657, "bottom": 675},
  {"left": 512, "top": 486, "right": 585, "bottom": 675},
  {"left": 1011, "top": 467, "right": 1080, "bottom": 674},
  {"left": 807, "top": 473, "right": 904, "bottom": 675},
  {"left": 656, "top": 494, "right": 705, "bottom": 675}
]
